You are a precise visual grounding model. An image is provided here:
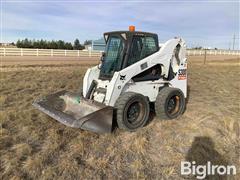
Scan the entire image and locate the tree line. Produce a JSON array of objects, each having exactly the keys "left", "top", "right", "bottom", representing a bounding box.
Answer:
[{"left": 16, "top": 38, "right": 92, "bottom": 50}]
